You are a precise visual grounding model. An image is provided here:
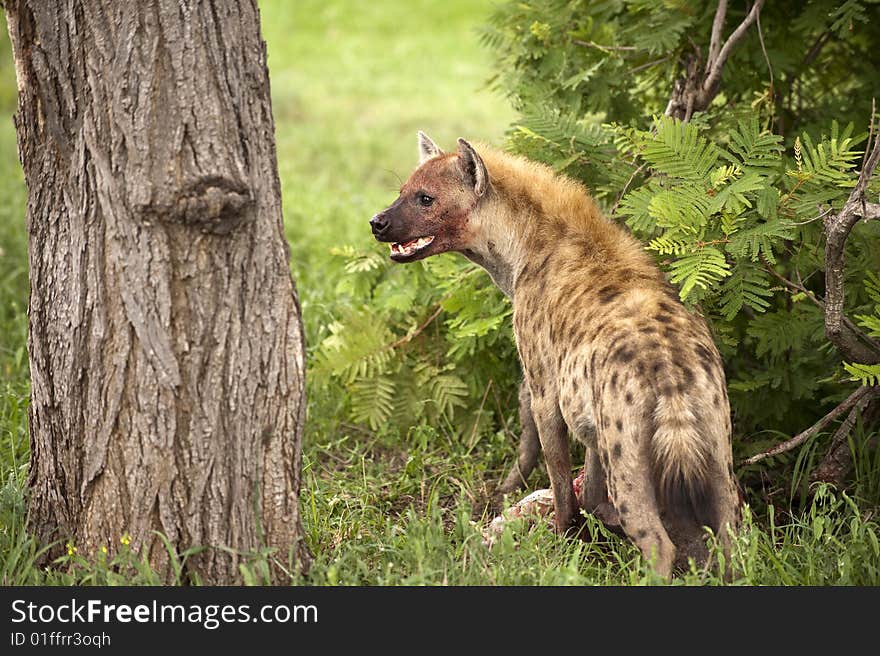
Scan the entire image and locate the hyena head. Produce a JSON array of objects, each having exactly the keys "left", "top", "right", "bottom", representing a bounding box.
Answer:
[{"left": 370, "top": 132, "right": 488, "bottom": 263}]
